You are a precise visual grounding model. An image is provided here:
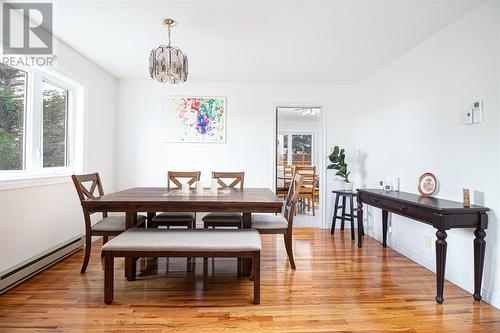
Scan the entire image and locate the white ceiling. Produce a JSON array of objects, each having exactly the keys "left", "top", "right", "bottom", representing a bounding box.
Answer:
[{"left": 53, "top": 0, "right": 486, "bottom": 83}]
